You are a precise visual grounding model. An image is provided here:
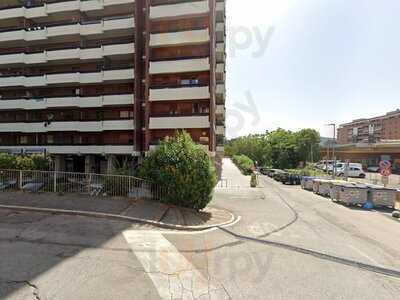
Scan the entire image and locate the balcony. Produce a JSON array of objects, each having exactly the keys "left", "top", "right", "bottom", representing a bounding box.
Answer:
[
  {"left": 150, "top": 29, "right": 209, "bottom": 47},
  {"left": 216, "top": 63, "right": 225, "bottom": 82},
  {"left": 216, "top": 126, "right": 225, "bottom": 135},
  {"left": 0, "top": 1, "right": 135, "bottom": 21},
  {"left": 0, "top": 16, "right": 135, "bottom": 43},
  {"left": 149, "top": 143, "right": 209, "bottom": 152},
  {"left": 150, "top": 1, "right": 209, "bottom": 19},
  {"left": 0, "top": 145, "right": 136, "bottom": 155},
  {"left": 0, "top": 94, "right": 134, "bottom": 110},
  {"left": 149, "top": 116, "right": 210, "bottom": 129},
  {"left": 0, "top": 120, "right": 134, "bottom": 133},
  {"left": 0, "top": 43, "right": 135, "bottom": 66},
  {"left": 216, "top": 22, "right": 225, "bottom": 42},
  {"left": 149, "top": 58, "right": 210, "bottom": 74},
  {"left": 149, "top": 86, "right": 210, "bottom": 101},
  {"left": 216, "top": 42, "right": 225, "bottom": 62},
  {"left": 0, "top": 69, "right": 134, "bottom": 88},
  {"left": 216, "top": 1, "right": 225, "bottom": 22},
  {"left": 216, "top": 146, "right": 225, "bottom": 153},
  {"left": 216, "top": 105, "right": 225, "bottom": 116},
  {"left": 216, "top": 83, "right": 225, "bottom": 96}
]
